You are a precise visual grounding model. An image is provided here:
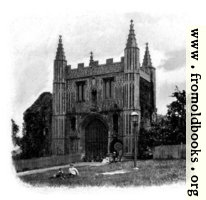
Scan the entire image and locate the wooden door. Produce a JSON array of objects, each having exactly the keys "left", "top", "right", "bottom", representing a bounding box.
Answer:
[{"left": 85, "top": 118, "right": 108, "bottom": 161}]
